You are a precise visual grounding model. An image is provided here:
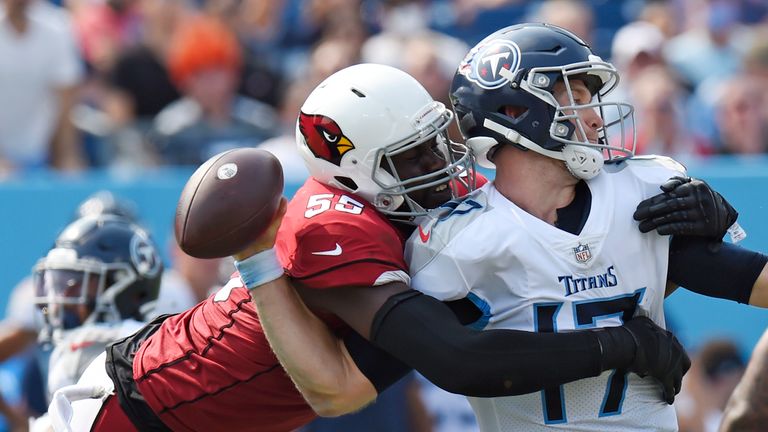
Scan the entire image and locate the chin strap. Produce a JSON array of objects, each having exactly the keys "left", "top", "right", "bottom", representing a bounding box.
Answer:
[
  {"left": 561, "top": 145, "right": 603, "bottom": 180},
  {"left": 470, "top": 118, "right": 603, "bottom": 180}
]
